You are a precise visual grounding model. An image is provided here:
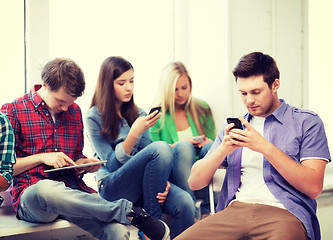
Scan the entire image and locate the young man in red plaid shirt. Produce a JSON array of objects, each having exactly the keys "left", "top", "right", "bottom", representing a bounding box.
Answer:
[{"left": 1, "top": 58, "right": 170, "bottom": 240}]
